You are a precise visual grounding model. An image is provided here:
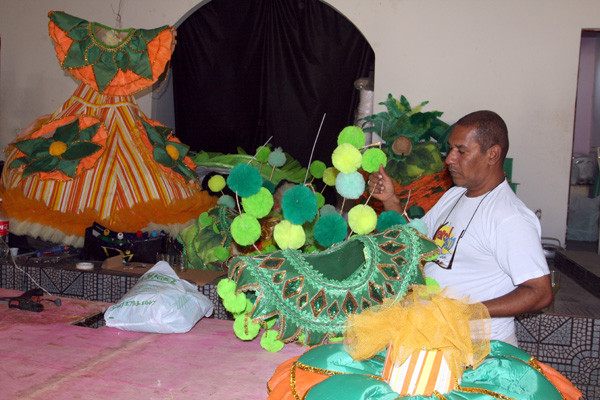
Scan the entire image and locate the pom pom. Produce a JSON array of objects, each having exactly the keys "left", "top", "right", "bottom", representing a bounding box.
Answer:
[
  {"left": 313, "top": 213, "right": 348, "bottom": 247},
  {"left": 406, "top": 218, "right": 428, "bottom": 235},
  {"left": 268, "top": 147, "right": 286, "bottom": 167},
  {"left": 335, "top": 171, "right": 365, "bottom": 199},
  {"left": 265, "top": 317, "right": 277, "bottom": 329},
  {"left": 320, "top": 204, "right": 337, "bottom": 216},
  {"left": 262, "top": 180, "right": 276, "bottom": 194},
  {"left": 217, "top": 195, "right": 236, "bottom": 209},
  {"left": 407, "top": 205, "right": 425, "bottom": 219},
  {"left": 261, "top": 330, "right": 284, "bottom": 352},
  {"left": 309, "top": 160, "right": 326, "bottom": 179},
  {"left": 281, "top": 185, "right": 318, "bottom": 225},
  {"left": 376, "top": 210, "right": 407, "bottom": 231},
  {"left": 273, "top": 220, "right": 306, "bottom": 249},
  {"left": 255, "top": 145, "right": 271, "bottom": 162},
  {"left": 227, "top": 164, "right": 263, "bottom": 197},
  {"left": 198, "top": 212, "right": 213, "bottom": 227},
  {"left": 361, "top": 148, "right": 388, "bottom": 173},
  {"left": 217, "top": 278, "right": 236, "bottom": 298},
  {"left": 231, "top": 213, "right": 261, "bottom": 246},
  {"left": 208, "top": 175, "right": 226, "bottom": 192},
  {"left": 233, "top": 314, "right": 261, "bottom": 340},
  {"left": 213, "top": 246, "right": 230, "bottom": 261},
  {"left": 315, "top": 192, "right": 325, "bottom": 209},
  {"left": 348, "top": 204, "right": 377, "bottom": 235},
  {"left": 331, "top": 143, "right": 362, "bottom": 174},
  {"left": 223, "top": 292, "right": 247, "bottom": 314},
  {"left": 322, "top": 167, "right": 339, "bottom": 186},
  {"left": 242, "top": 187, "right": 274, "bottom": 218},
  {"left": 337, "top": 126, "right": 366, "bottom": 148}
]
